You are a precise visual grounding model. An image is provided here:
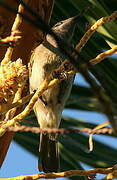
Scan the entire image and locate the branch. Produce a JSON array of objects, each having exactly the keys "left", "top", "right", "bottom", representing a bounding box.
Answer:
[
  {"left": 0, "top": 167, "right": 113, "bottom": 180},
  {"left": 0, "top": 79, "right": 49, "bottom": 136},
  {"left": 0, "top": 70, "right": 75, "bottom": 136},
  {"left": 101, "top": 164, "right": 117, "bottom": 180}
]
